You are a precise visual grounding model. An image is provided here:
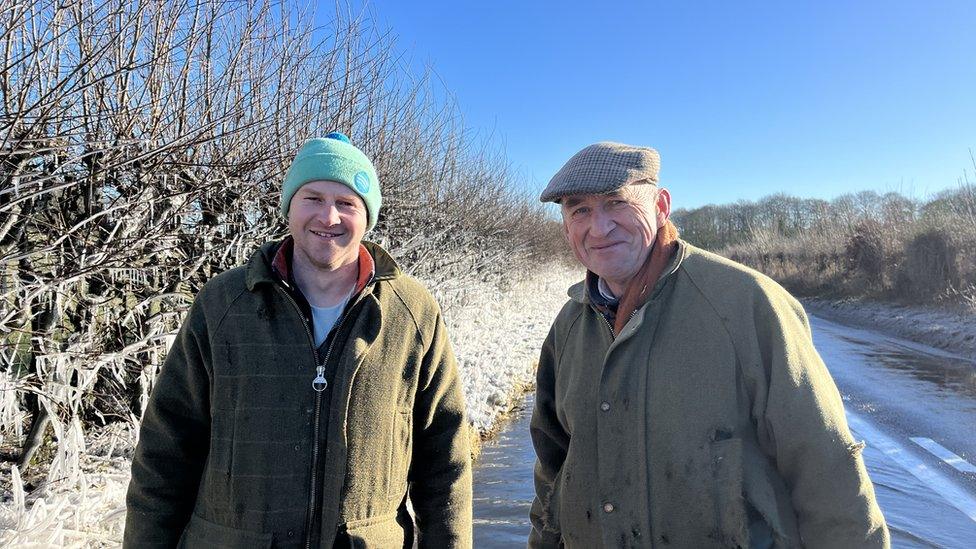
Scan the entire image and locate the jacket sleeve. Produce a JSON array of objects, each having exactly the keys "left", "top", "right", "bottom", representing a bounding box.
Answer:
[
  {"left": 749, "top": 287, "right": 889, "bottom": 548},
  {"left": 528, "top": 326, "right": 568, "bottom": 549},
  {"left": 408, "top": 311, "right": 473, "bottom": 549},
  {"left": 123, "top": 299, "right": 212, "bottom": 548}
]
